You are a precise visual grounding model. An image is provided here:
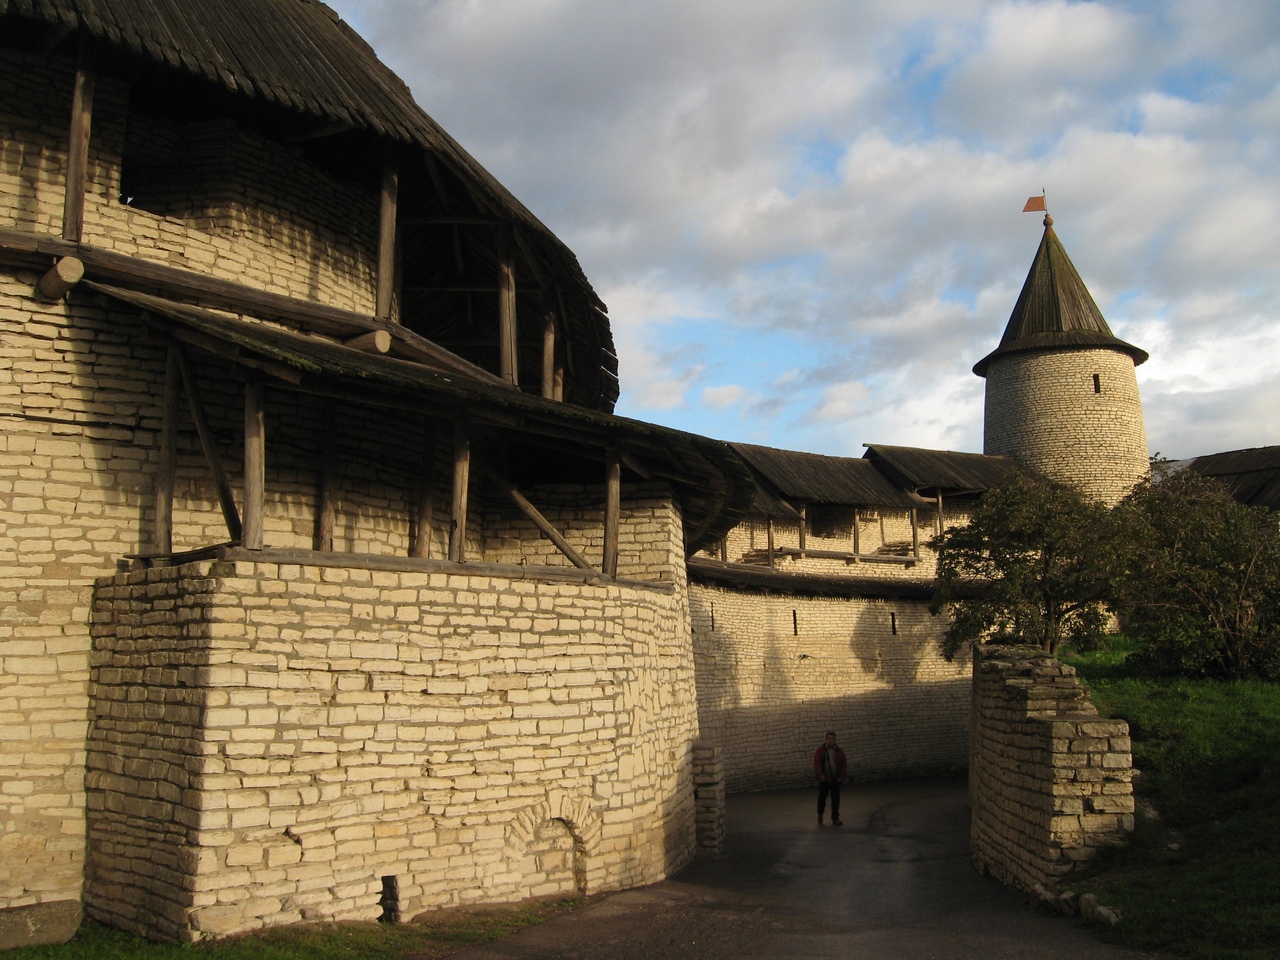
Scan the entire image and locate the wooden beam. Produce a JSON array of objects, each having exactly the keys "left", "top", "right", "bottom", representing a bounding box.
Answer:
[
  {"left": 452, "top": 224, "right": 466, "bottom": 275},
  {"left": 852, "top": 508, "right": 860, "bottom": 556},
  {"left": 936, "top": 492, "right": 944, "bottom": 537},
  {"left": 35, "top": 256, "right": 84, "bottom": 301},
  {"left": 541, "top": 312, "right": 557, "bottom": 400},
  {"left": 343, "top": 330, "right": 392, "bottom": 354},
  {"left": 767, "top": 518, "right": 775, "bottom": 568},
  {"left": 496, "top": 222, "right": 518, "bottom": 385},
  {"left": 476, "top": 458, "right": 596, "bottom": 573},
  {"left": 174, "top": 345, "right": 242, "bottom": 542},
  {"left": 603, "top": 449, "right": 620, "bottom": 577},
  {"left": 62, "top": 34, "right": 95, "bottom": 243},
  {"left": 376, "top": 153, "right": 398, "bottom": 320},
  {"left": 402, "top": 215, "right": 498, "bottom": 225},
  {"left": 449, "top": 421, "right": 470, "bottom": 563},
  {"left": 165, "top": 324, "right": 304, "bottom": 384},
  {"left": 243, "top": 379, "right": 266, "bottom": 550},
  {"left": 421, "top": 153, "right": 453, "bottom": 211},
  {"left": 798, "top": 504, "right": 807, "bottom": 552},
  {"left": 151, "top": 346, "right": 181, "bottom": 554},
  {"left": 411, "top": 420, "right": 436, "bottom": 559},
  {"left": 314, "top": 402, "right": 336, "bottom": 551},
  {"left": 910, "top": 509, "right": 920, "bottom": 558}
]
